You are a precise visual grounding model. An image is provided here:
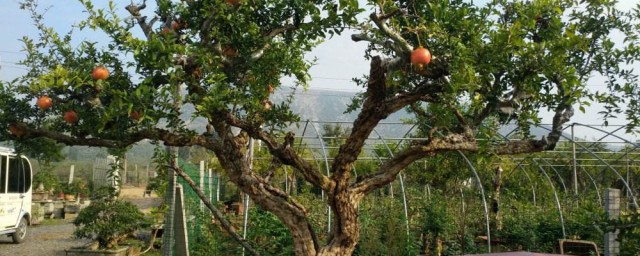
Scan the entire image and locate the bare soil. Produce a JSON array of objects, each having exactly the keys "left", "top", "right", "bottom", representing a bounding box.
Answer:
[{"left": 0, "top": 186, "right": 161, "bottom": 256}]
